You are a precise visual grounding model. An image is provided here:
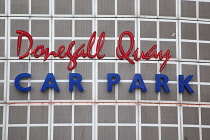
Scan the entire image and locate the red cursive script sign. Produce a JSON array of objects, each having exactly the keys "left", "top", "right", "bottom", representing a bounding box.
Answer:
[
  {"left": 16, "top": 30, "right": 171, "bottom": 71},
  {"left": 16, "top": 30, "right": 105, "bottom": 70},
  {"left": 116, "top": 31, "right": 172, "bottom": 72}
]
